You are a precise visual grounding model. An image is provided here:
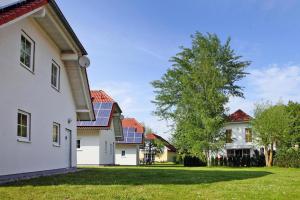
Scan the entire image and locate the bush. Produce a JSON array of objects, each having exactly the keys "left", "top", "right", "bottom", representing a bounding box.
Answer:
[
  {"left": 184, "top": 156, "right": 207, "bottom": 167},
  {"left": 274, "top": 148, "right": 300, "bottom": 168}
]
